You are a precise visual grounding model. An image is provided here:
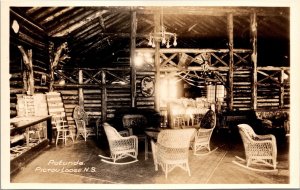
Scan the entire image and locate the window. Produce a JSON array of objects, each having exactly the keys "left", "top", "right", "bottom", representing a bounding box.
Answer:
[{"left": 206, "top": 84, "right": 225, "bottom": 103}]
